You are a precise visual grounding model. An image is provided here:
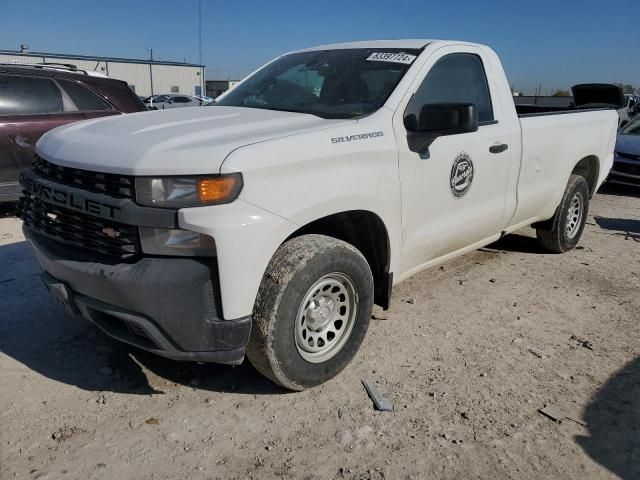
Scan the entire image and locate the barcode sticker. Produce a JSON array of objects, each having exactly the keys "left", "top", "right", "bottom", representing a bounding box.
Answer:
[{"left": 366, "top": 52, "right": 417, "bottom": 65}]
